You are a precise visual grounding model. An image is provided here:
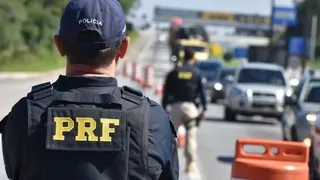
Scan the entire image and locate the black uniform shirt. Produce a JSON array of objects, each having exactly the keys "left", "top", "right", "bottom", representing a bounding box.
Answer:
[
  {"left": 2, "top": 75, "right": 179, "bottom": 180},
  {"left": 162, "top": 63, "right": 207, "bottom": 110}
]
